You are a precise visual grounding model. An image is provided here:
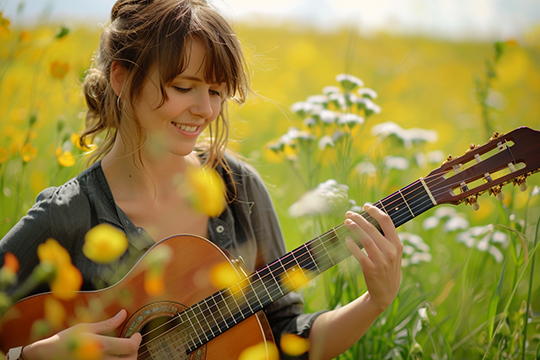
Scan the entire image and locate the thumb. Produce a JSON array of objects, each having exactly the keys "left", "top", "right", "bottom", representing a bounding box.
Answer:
[
  {"left": 88, "top": 309, "right": 128, "bottom": 335},
  {"left": 130, "top": 332, "right": 143, "bottom": 345}
]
